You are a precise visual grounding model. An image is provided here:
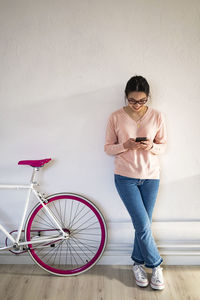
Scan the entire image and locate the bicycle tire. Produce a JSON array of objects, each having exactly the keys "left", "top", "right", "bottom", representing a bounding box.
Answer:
[{"left": 25, "top": 193, "right": 107, "bottom": 276}]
